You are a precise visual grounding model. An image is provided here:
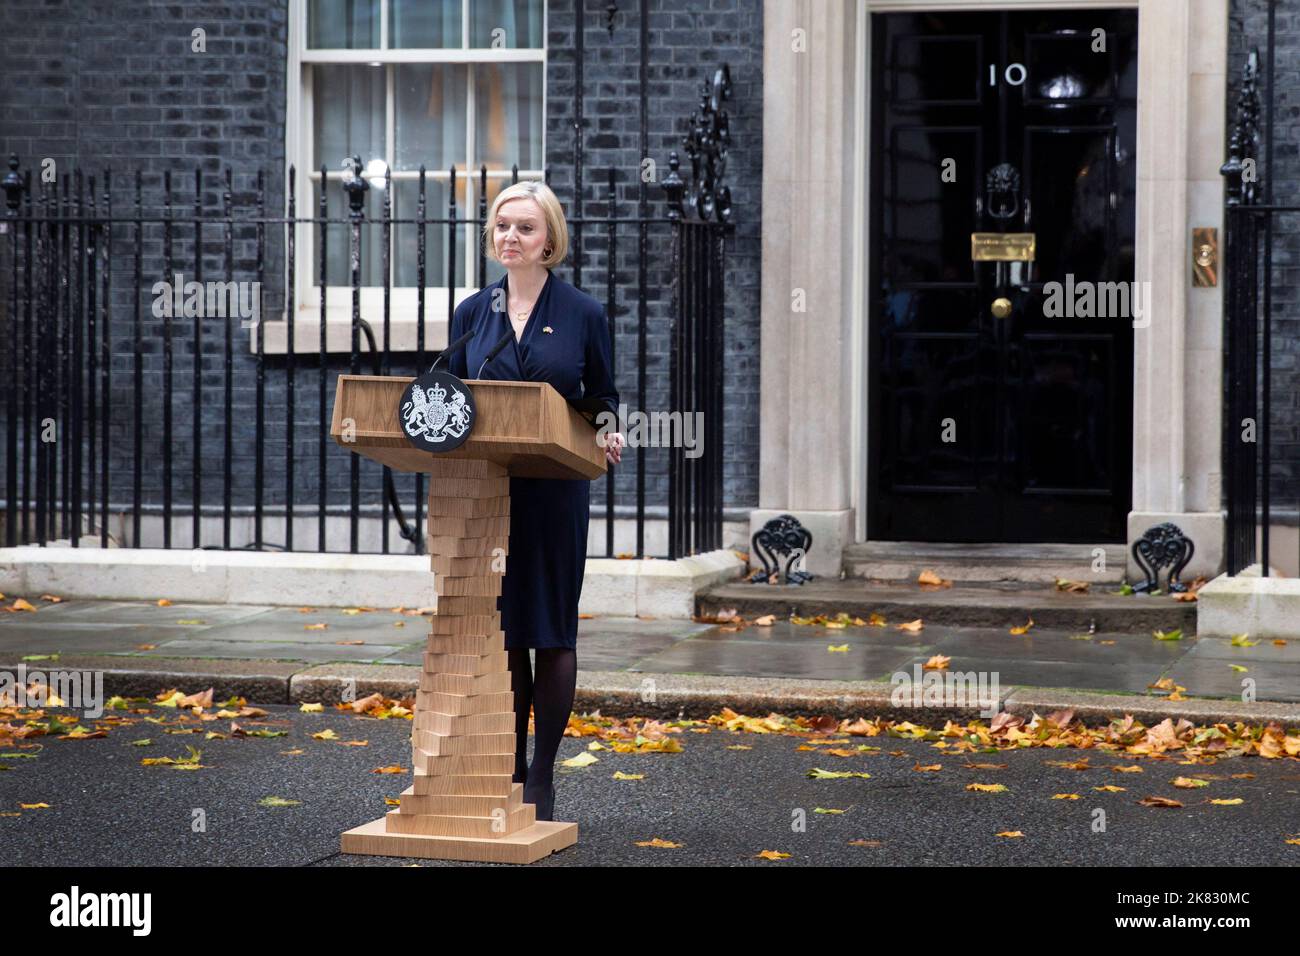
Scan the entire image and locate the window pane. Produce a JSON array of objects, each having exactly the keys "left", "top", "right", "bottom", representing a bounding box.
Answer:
[
  {"left": 471, "top": 0, "right": 545, "bottom": 49},
  {"left": 474, "top": 63, "right": 543, "bottom": 171},
  {"left": 391, "top": 0, "right": 462, "bottom": 48},
  {"left": 392, "top": 179, "right": 467, "bottom": 288},
  {"left": 312, "top": 65, "right": 386, "bottom": 175},
  {"left": 395, "top": 64, "right": 468, "bottom": 172},
  {"left": 308, "top": 0, "right": 379, "bottom": 49}
]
